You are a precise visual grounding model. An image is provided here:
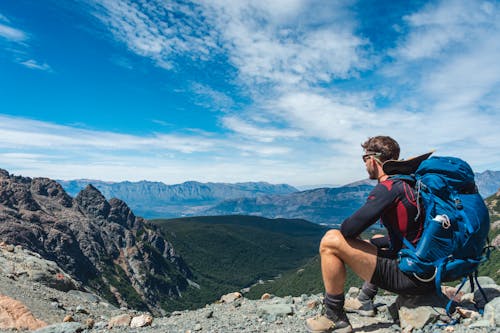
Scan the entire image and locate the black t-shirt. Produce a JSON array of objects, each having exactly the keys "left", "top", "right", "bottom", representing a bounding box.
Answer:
[{"left": 340, "top": 179, "right": 424, "bottom": 258}]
